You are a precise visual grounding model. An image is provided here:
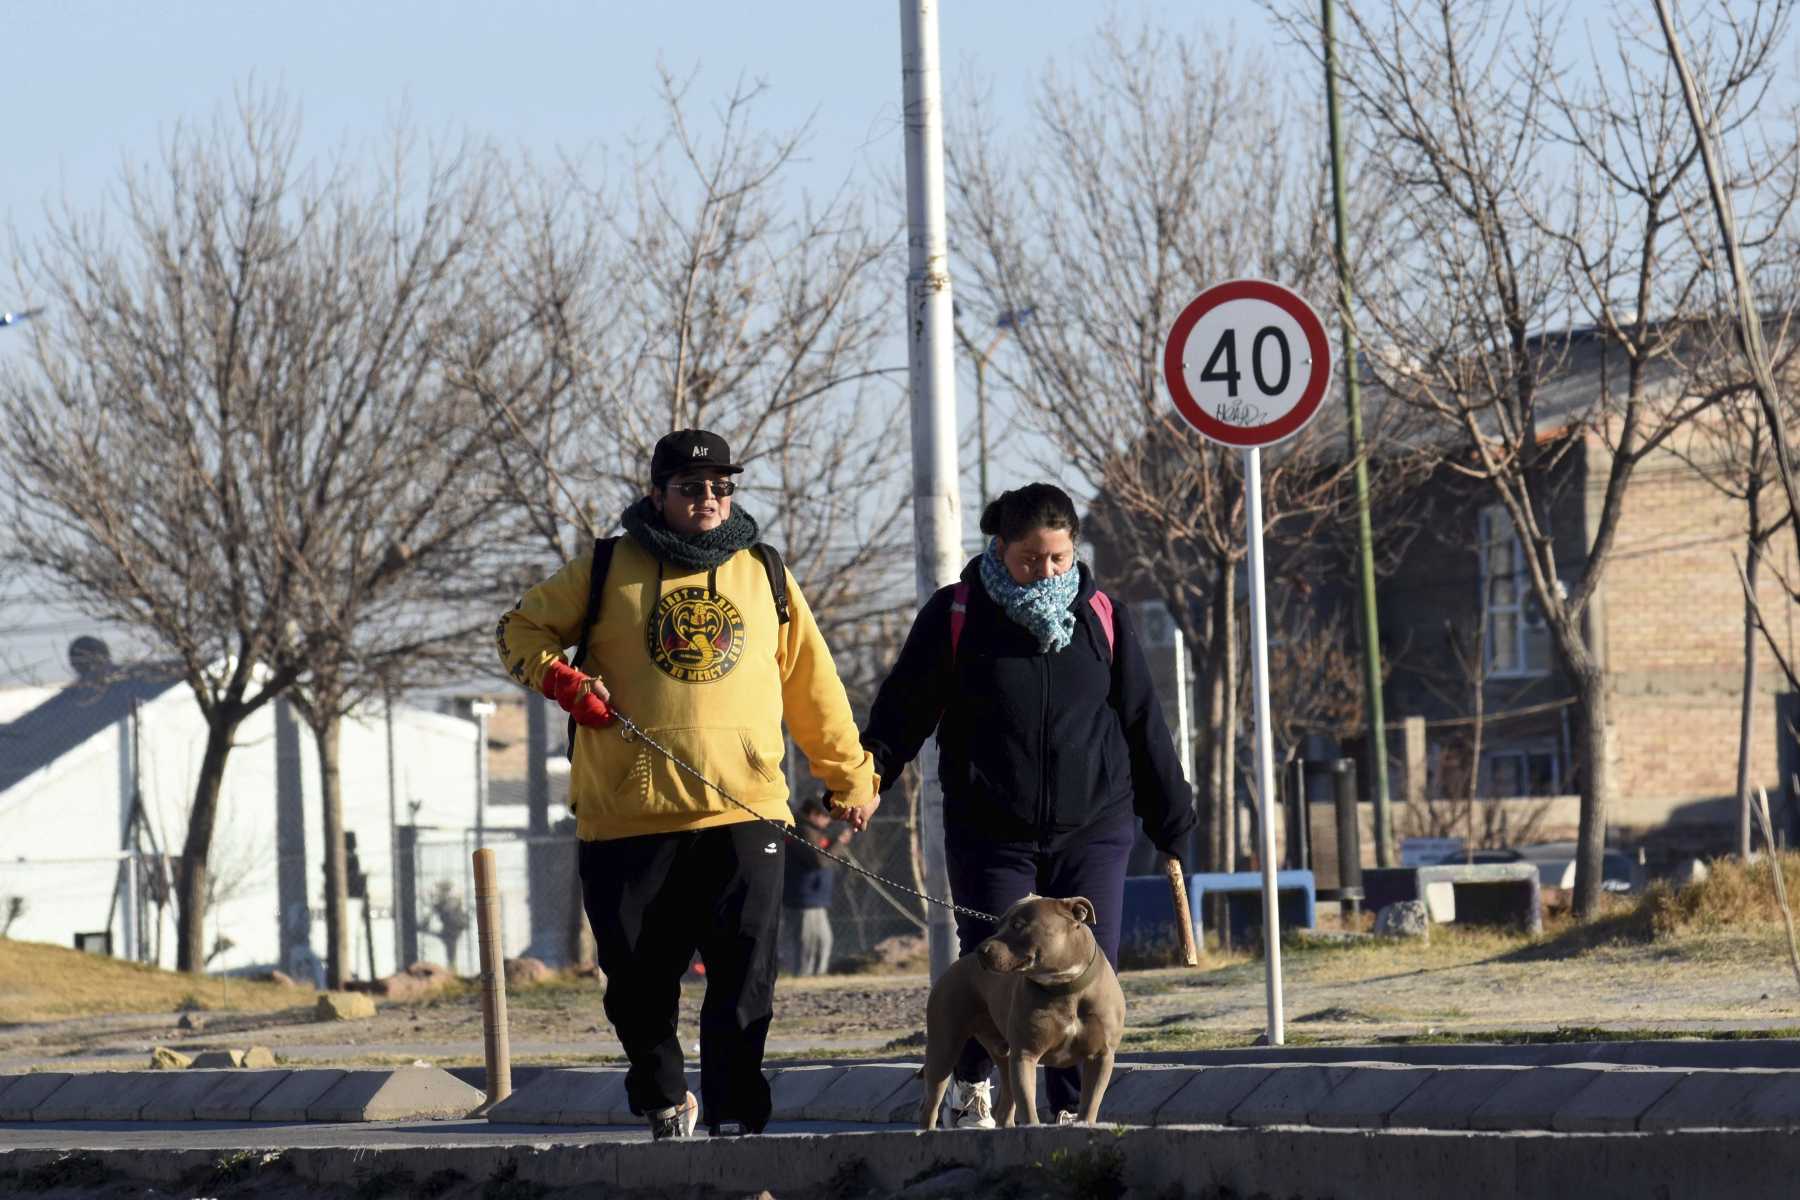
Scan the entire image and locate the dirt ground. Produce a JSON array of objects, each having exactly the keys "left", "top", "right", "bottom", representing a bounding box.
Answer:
[{"left": 5, "top": 924, "right": 1798, "bottom": 1074}]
